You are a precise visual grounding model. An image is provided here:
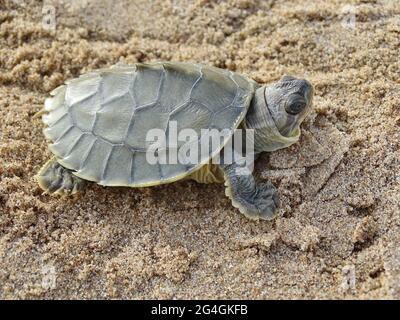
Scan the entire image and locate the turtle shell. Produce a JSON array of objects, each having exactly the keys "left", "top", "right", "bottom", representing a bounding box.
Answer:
[{"left": 42, "top": 62, "right": 256, "bottom": 187}]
